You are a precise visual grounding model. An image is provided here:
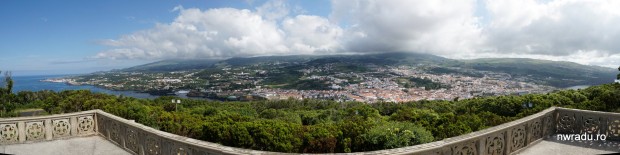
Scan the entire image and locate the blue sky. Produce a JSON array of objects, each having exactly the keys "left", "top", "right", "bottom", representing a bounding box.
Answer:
[
  {"left": 1, "top": 0, "right": 619, "bottom": 76},
  {"left": 0, "top": 0, "right": 329, "bottom": 75}
]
